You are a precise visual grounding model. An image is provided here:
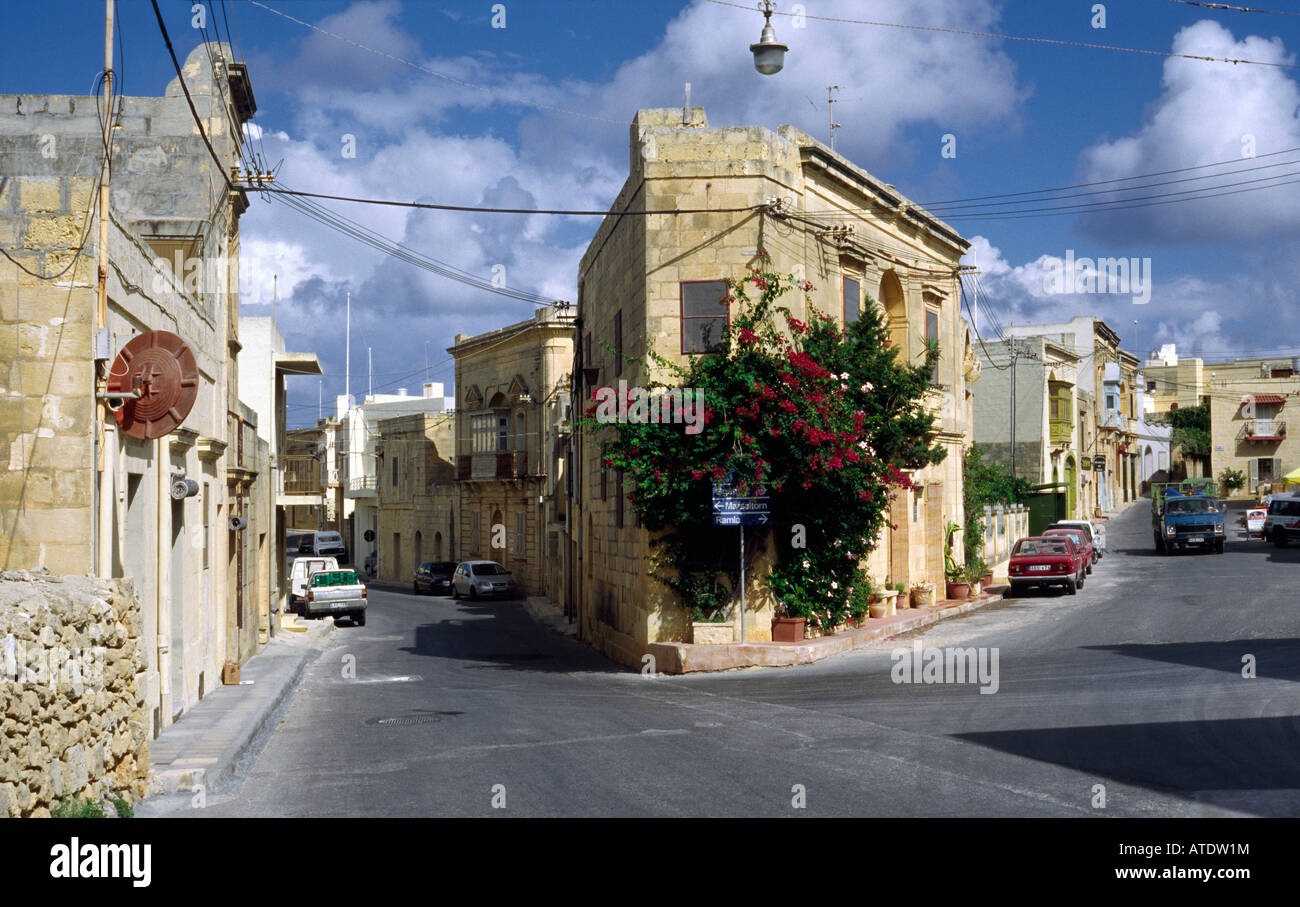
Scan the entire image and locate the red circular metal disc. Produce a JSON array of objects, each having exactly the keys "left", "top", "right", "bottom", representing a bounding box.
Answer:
[{"left": 106, "top": 331, "right": 200, "bottom": 440}]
